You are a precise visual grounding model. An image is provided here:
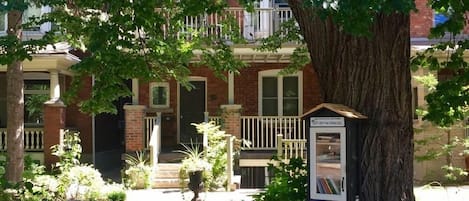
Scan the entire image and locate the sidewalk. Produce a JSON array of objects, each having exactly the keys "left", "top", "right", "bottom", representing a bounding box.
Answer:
[
  {"left": 126, "top": 189, "right": 261, "bottom": 201},
  {"left": 126, "top": 186, "right": 469, "bottom": 201}
]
